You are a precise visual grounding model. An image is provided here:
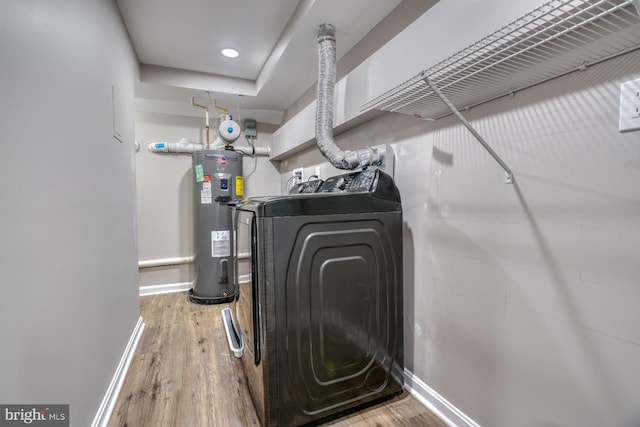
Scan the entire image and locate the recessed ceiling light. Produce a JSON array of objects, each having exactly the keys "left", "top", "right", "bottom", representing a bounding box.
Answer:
[{"left": 221, "top": 48, "right": 239, "bottom": 58}]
